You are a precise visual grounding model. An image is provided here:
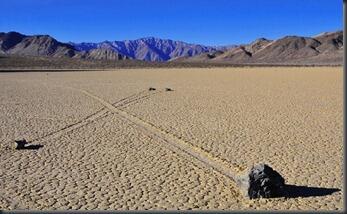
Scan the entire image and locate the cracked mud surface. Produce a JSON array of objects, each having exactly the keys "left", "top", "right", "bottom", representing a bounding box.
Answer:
[{"left": 0, "top": 67, "right": 343, "bottom": 210}]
